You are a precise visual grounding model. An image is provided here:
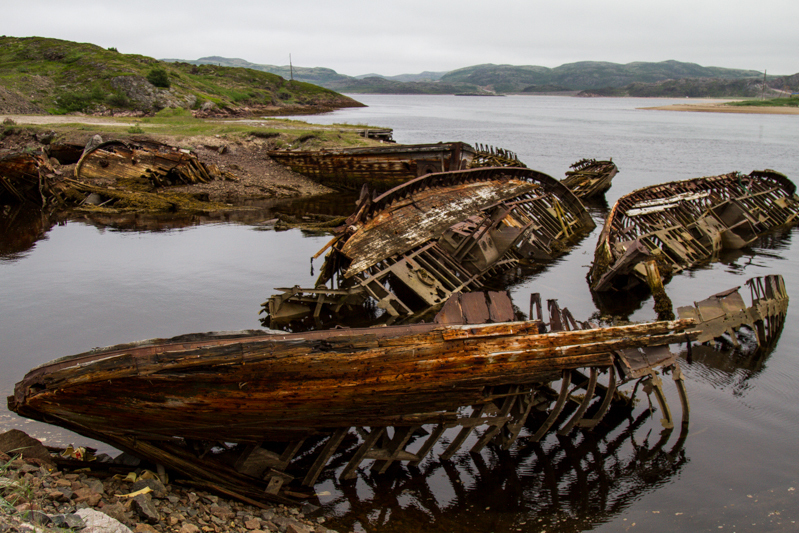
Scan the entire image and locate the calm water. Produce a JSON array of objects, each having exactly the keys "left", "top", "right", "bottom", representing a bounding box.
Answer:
[{"left": 2, "top": 96, "right": 799, "bottom": 532}]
